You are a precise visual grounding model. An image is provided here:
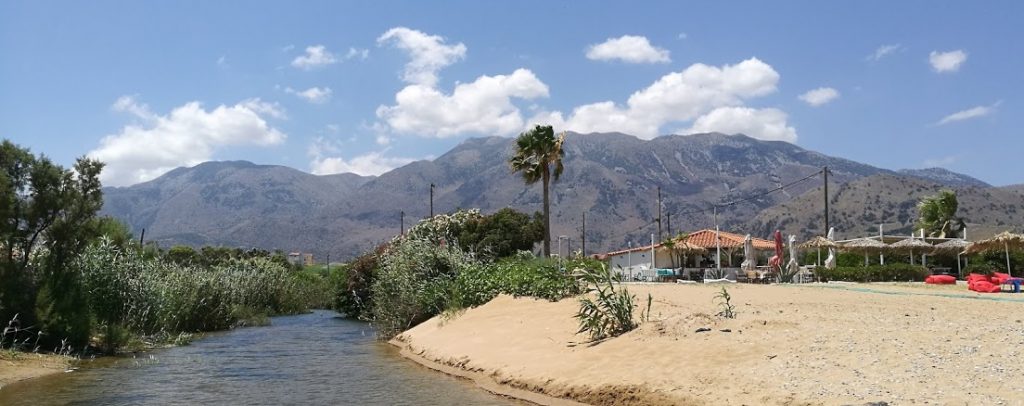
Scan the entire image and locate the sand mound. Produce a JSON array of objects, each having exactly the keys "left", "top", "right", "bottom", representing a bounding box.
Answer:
[{"left": 395, "top": 284, "right": 1024, "bottom": 405}]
